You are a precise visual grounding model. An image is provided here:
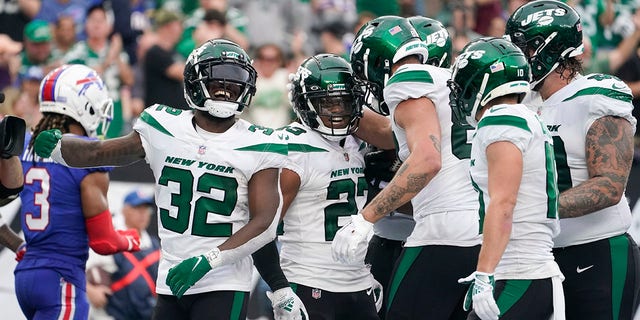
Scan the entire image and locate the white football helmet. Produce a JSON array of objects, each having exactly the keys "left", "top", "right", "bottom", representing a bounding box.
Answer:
[{"left": 39, "top": 64, "right": 113, "bottom": 137}]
